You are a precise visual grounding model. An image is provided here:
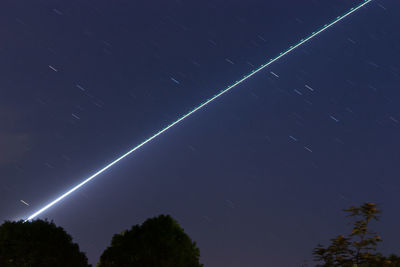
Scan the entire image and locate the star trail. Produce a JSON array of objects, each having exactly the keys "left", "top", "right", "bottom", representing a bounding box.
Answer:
[{"left": 25, "top": 0, "right": 372, "bottom": 222}]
